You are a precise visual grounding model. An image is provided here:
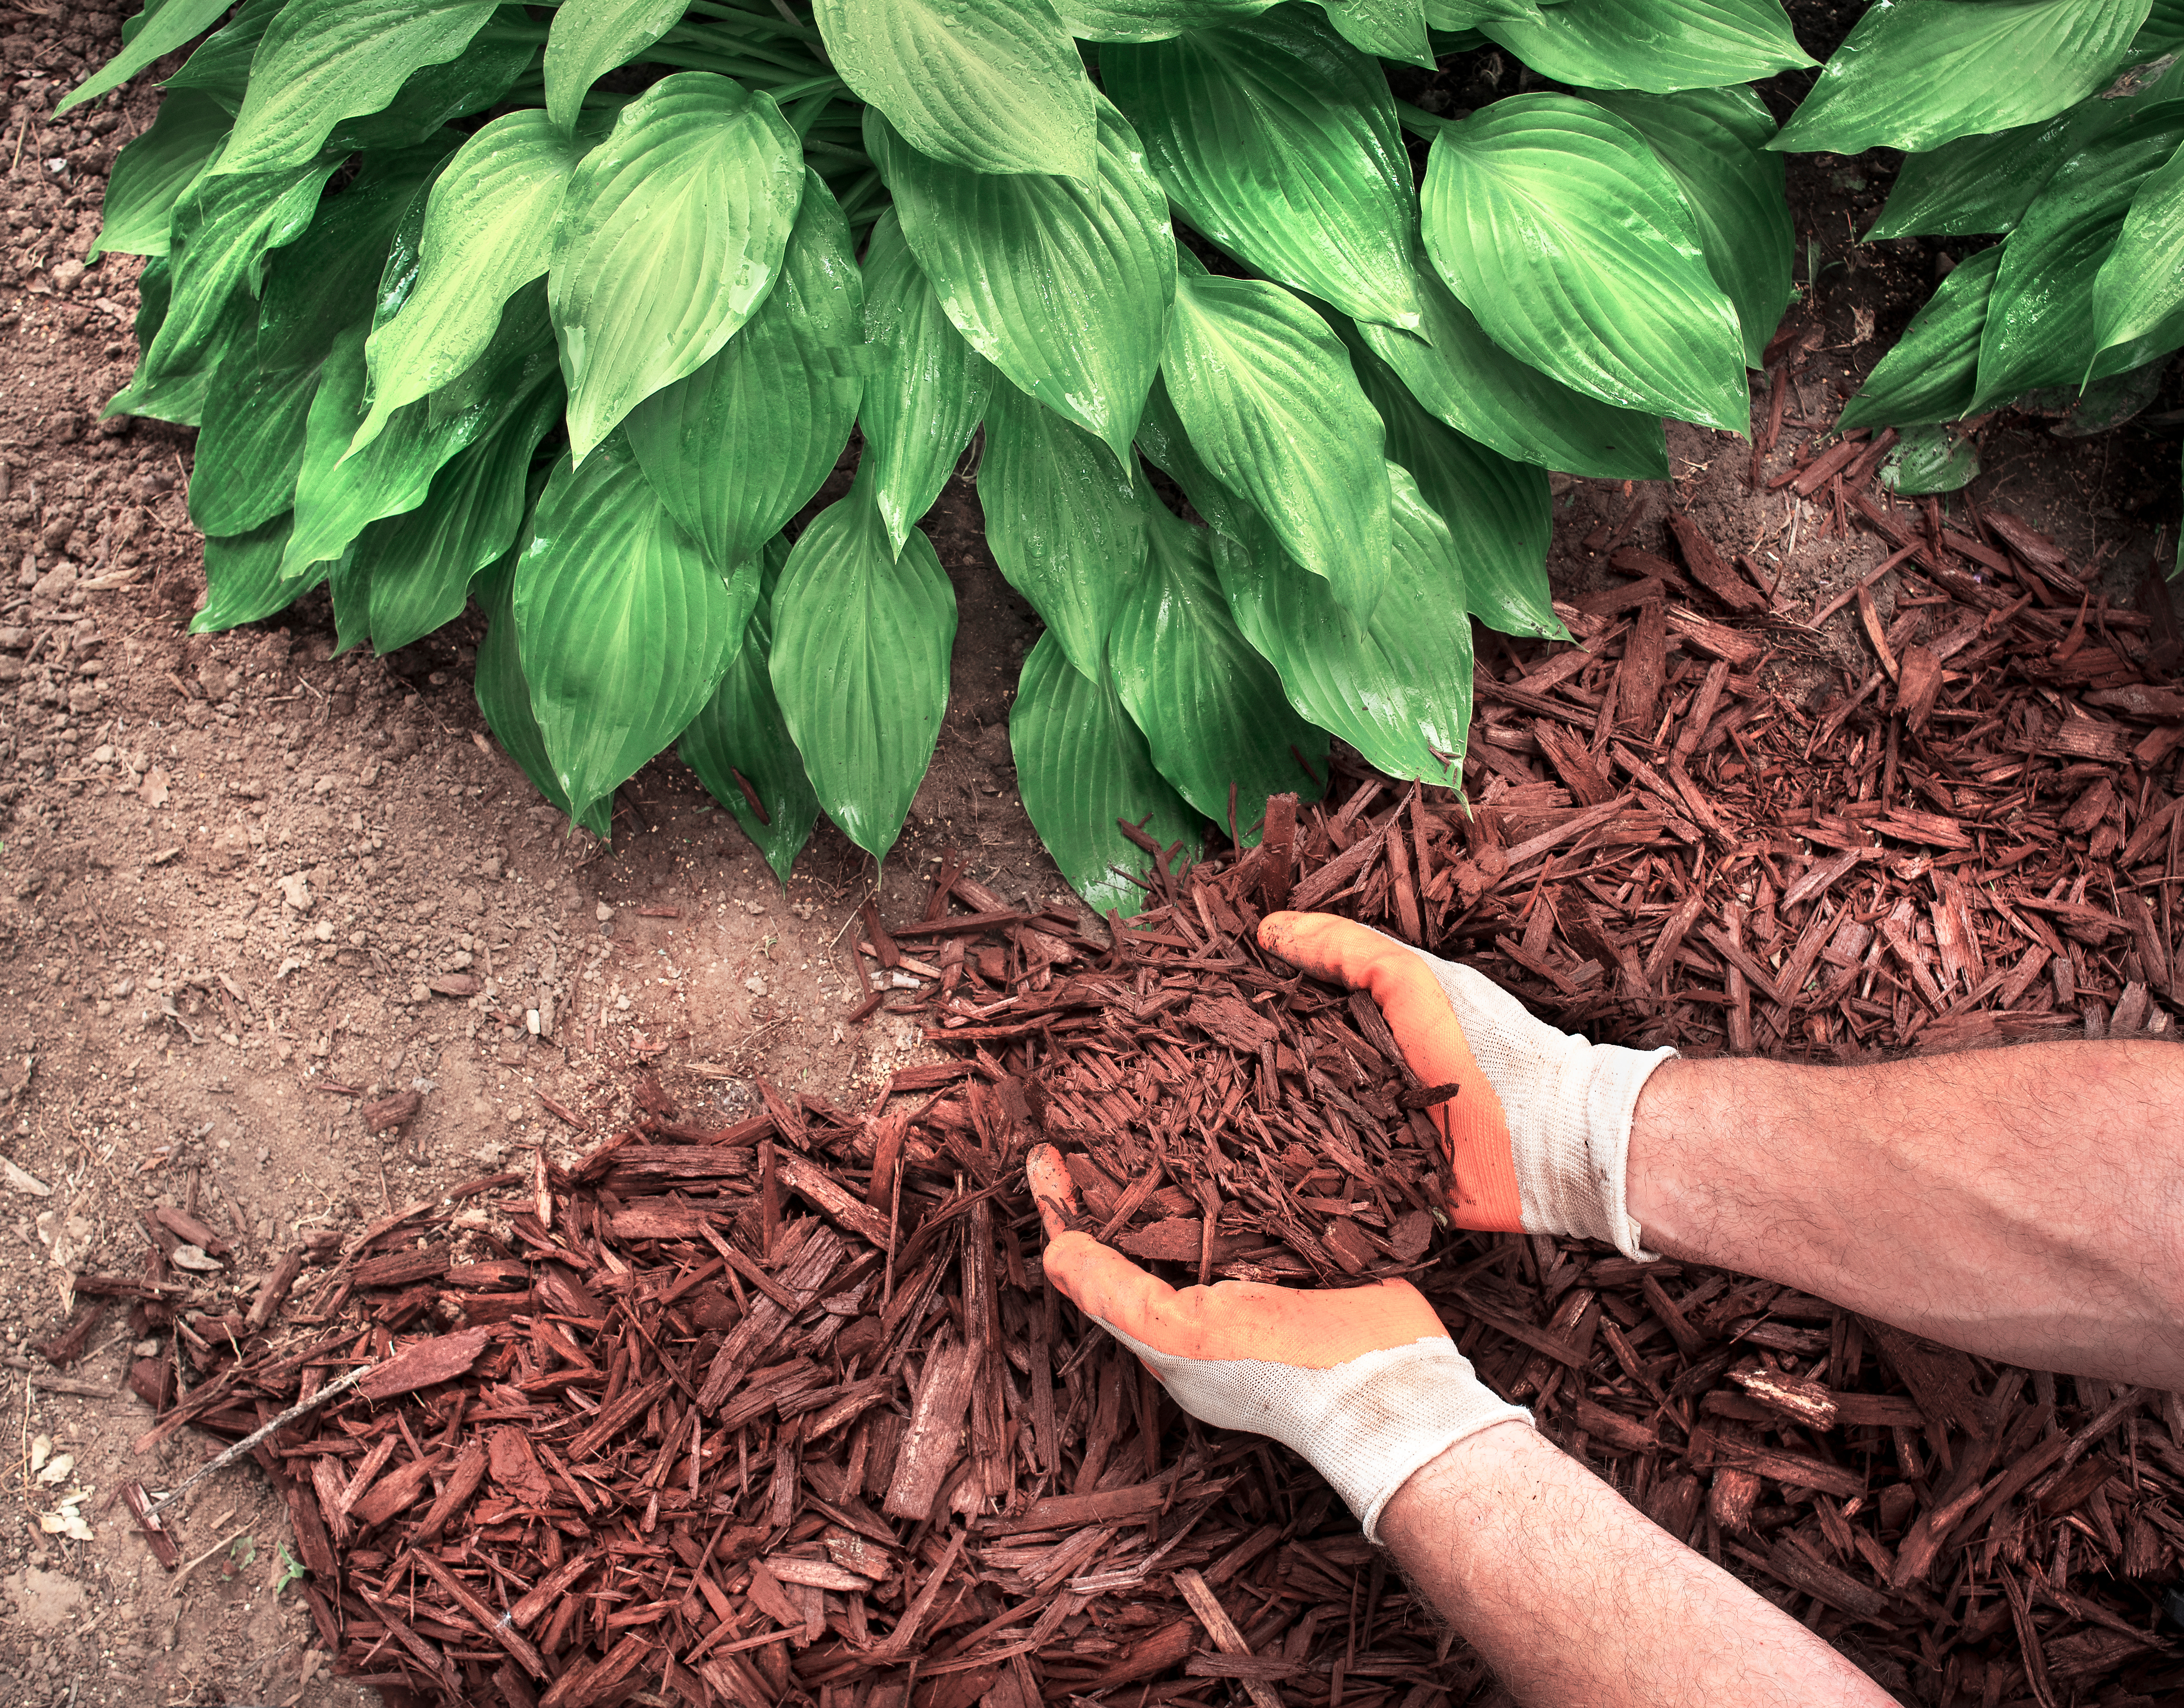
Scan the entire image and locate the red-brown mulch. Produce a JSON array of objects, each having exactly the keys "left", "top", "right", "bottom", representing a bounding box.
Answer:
[{"left": 83, "top": 452, "right": 2184, "bottom": 1708}]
